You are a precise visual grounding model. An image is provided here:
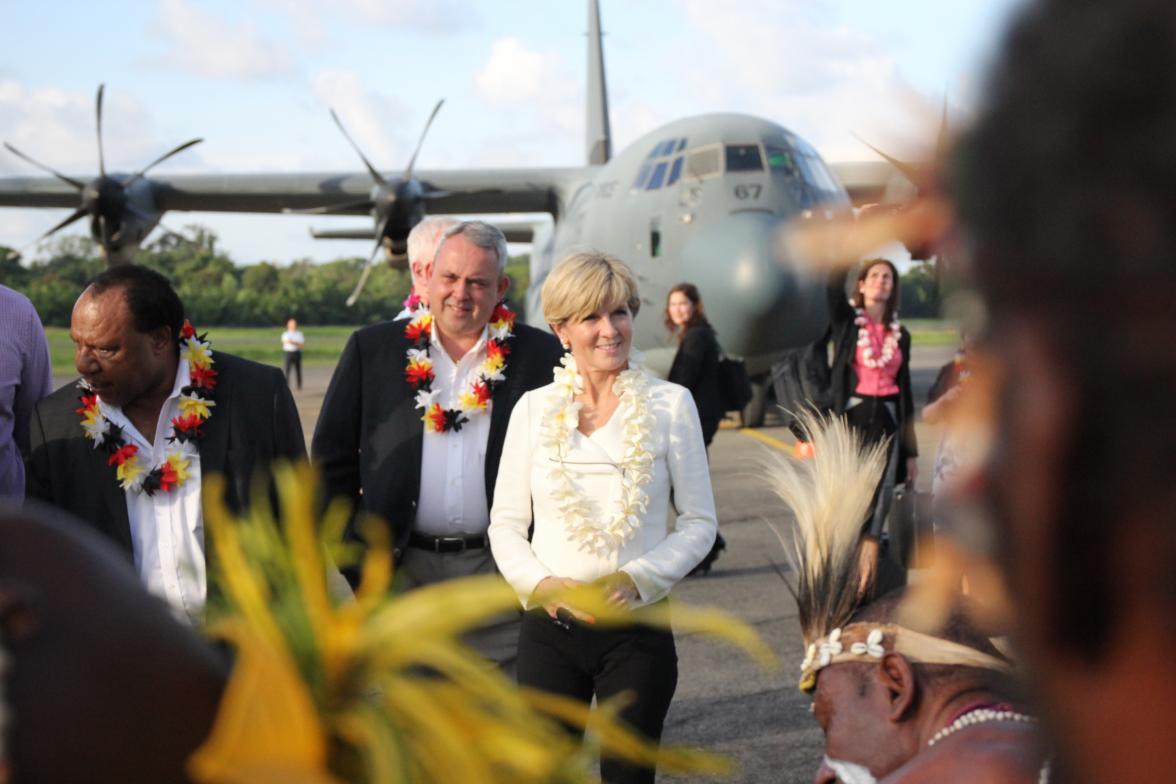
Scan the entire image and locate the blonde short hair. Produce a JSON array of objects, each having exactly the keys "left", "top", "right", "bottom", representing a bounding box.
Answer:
[{"left": 541, "top": 251, "right": 641, "bottom": 326}]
